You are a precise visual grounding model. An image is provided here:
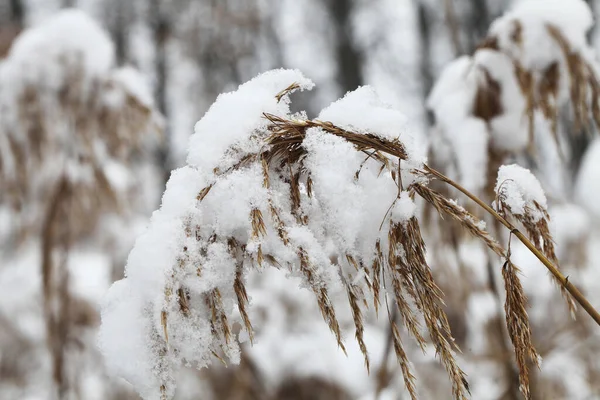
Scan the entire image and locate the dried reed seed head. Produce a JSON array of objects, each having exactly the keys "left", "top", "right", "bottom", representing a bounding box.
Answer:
[
  {"left": 388, "top": 217, "right": 469, "bottom": 398},
  {"left": 234, "top": 261, "right": 254, "bottom": 344},
  {"left": 546, "top": 23, "right": 597, "bottom": 134},
  {"left": 502, "top": 260, "right": 540, "bottom": 400},
  {"left": 152, "top": 105, "right": 584, "bottom": 400},
  {"left": 250, "top": 208, "right": 267, "bottom": 239},
  {"left": 0, "top": 61, "right": 161, "bottom": 245},
  {"left": 469, "top": 22, "right": 600, "bottom": 158}
]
